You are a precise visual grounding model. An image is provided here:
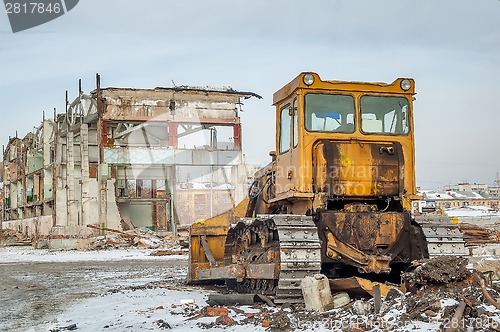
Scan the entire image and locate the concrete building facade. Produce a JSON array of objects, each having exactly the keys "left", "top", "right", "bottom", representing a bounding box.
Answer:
[{"left": 1, "top": 76, "right": 260, "bottom": 240}]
